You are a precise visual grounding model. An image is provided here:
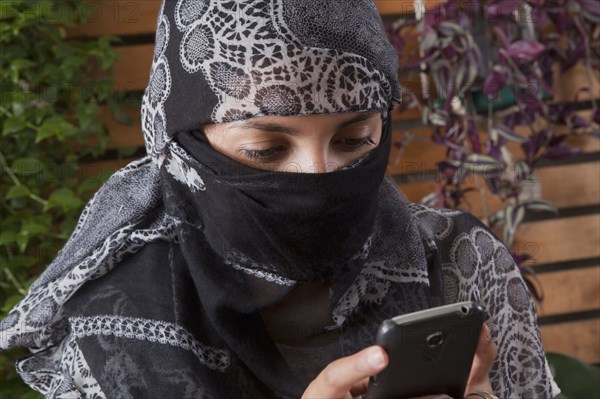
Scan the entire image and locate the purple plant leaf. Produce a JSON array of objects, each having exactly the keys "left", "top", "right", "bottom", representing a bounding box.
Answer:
[
  {"left": 462, "top": 154, "right": 506, "bottom": 176},
  {"left": 530, "top": 6, "right": 549, "bottom": 28},
  {"left": 516, "top": 90, "right": 544, "bottom": 114},
  {"left": 492, "top": 123, "right": 528, "bottom": 143},
  {"left": 384, "top": 22, "right": 393, "bottom": 34},
  {"left": 543, "top": 145, "right": 581, "bottom": 160},
  {"left": 561, "top": 41, "right": 585, "bottom": 72},
  {"left": 486, "top": 0, "right": 520, "bottom": 17},
  {"left": 437, "top": 161, "right": 459, "bottom": 181},
  {"left": 521, "top": 135, "right": 539, "bottom": 165},
  {"left": 567, "top": 114, "right": 590, "bottom": 129},
  {"left": 485, "top": 141, "right": 503, "bottom": 162},
  {"left": 467, "top": 119, "right": 482, "bottom": 153},
  {"left": 547, "top": 8, "right": 569, "bottom": 33},
  {"left": 548, "top": 103, "right": 578, "bottom": 124},
  {"left": 493, "top": 26, "right": 510, "bottom": 48},
  {"left": 483, "top": 68, "right": 509, "bottom": 97},
  {"left": 505, "top": 40, "right": 546, "bottom": 62},
  {"left": 392, "top": 35, "right": 406, "bottom": 52},
  {"left": 578, "top": 0, "right": 600, "bottom": 16}
]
